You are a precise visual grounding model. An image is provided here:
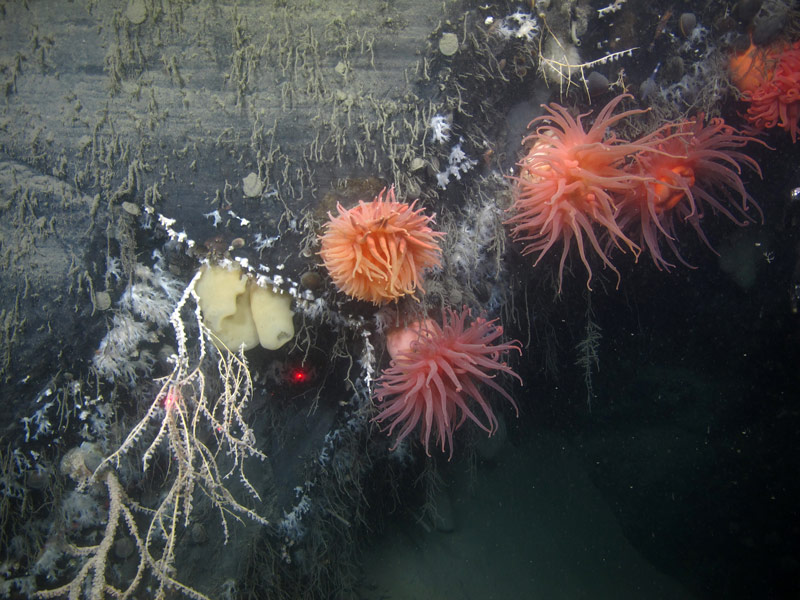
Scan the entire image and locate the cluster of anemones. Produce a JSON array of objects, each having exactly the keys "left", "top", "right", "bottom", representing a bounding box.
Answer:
[
  {"left": 372, "top": 307, "right": 522, "bottom": 459},
  {"left": 505, "top": 94, "right": 764, "bottom": 289},
  {"left": 729, "top": 39, "right": 800, "bottom": 142},
  {"left": 319, "top": 186, "right": 443, "bottom": 304},
  {"left": 319, "top": 190, "right": 523, "bottom": 458}
]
